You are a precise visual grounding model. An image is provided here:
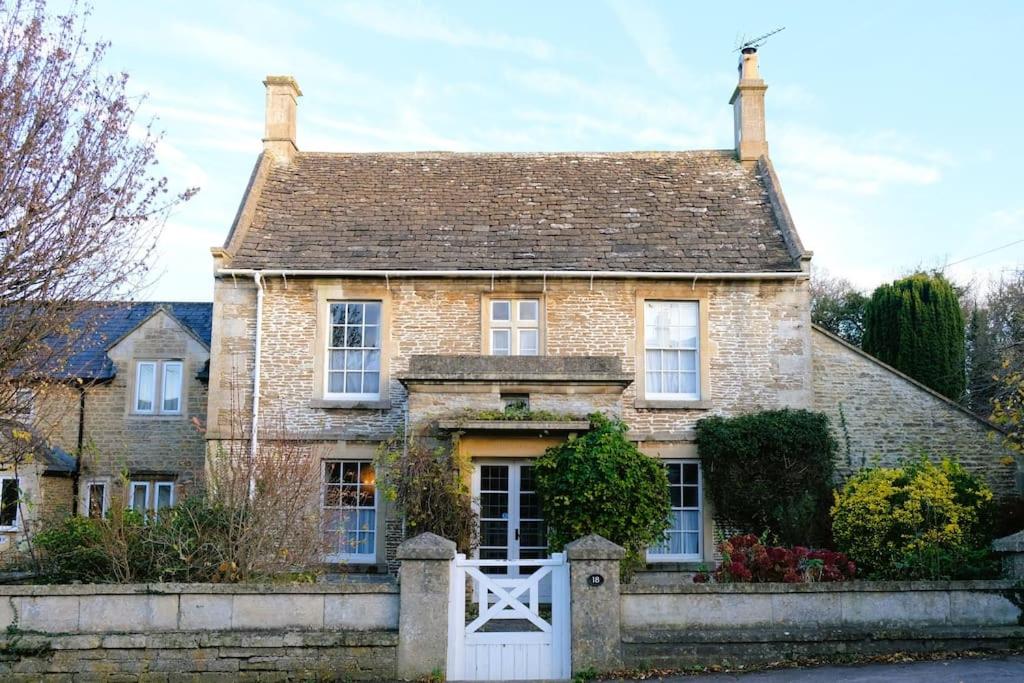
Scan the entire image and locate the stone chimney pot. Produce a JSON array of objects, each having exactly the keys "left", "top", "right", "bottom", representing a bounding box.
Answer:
[{"left": 729, "top": 48, "right": 768, "bottom": 165}]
